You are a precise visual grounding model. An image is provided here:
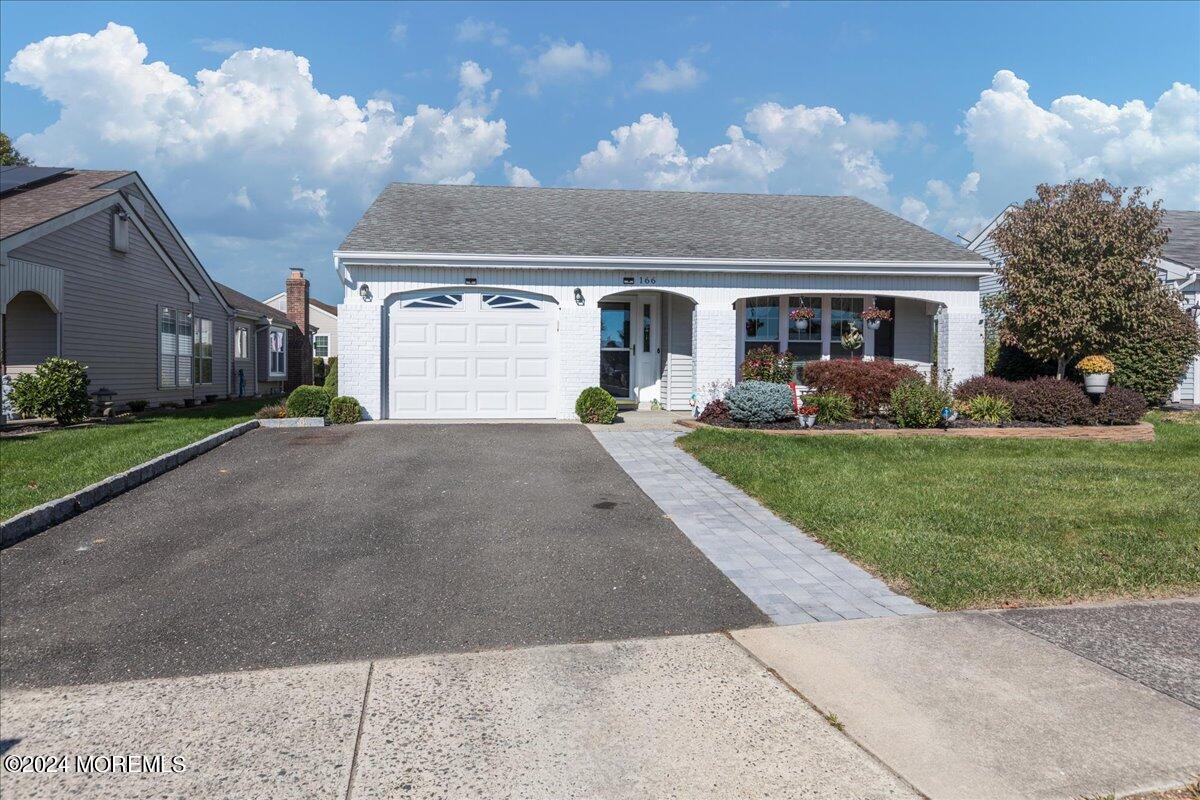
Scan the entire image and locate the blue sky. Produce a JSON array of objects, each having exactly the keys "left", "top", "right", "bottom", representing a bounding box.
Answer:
[{"left": 2, "top": 0, "right": 1197, "bottom": 302}]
